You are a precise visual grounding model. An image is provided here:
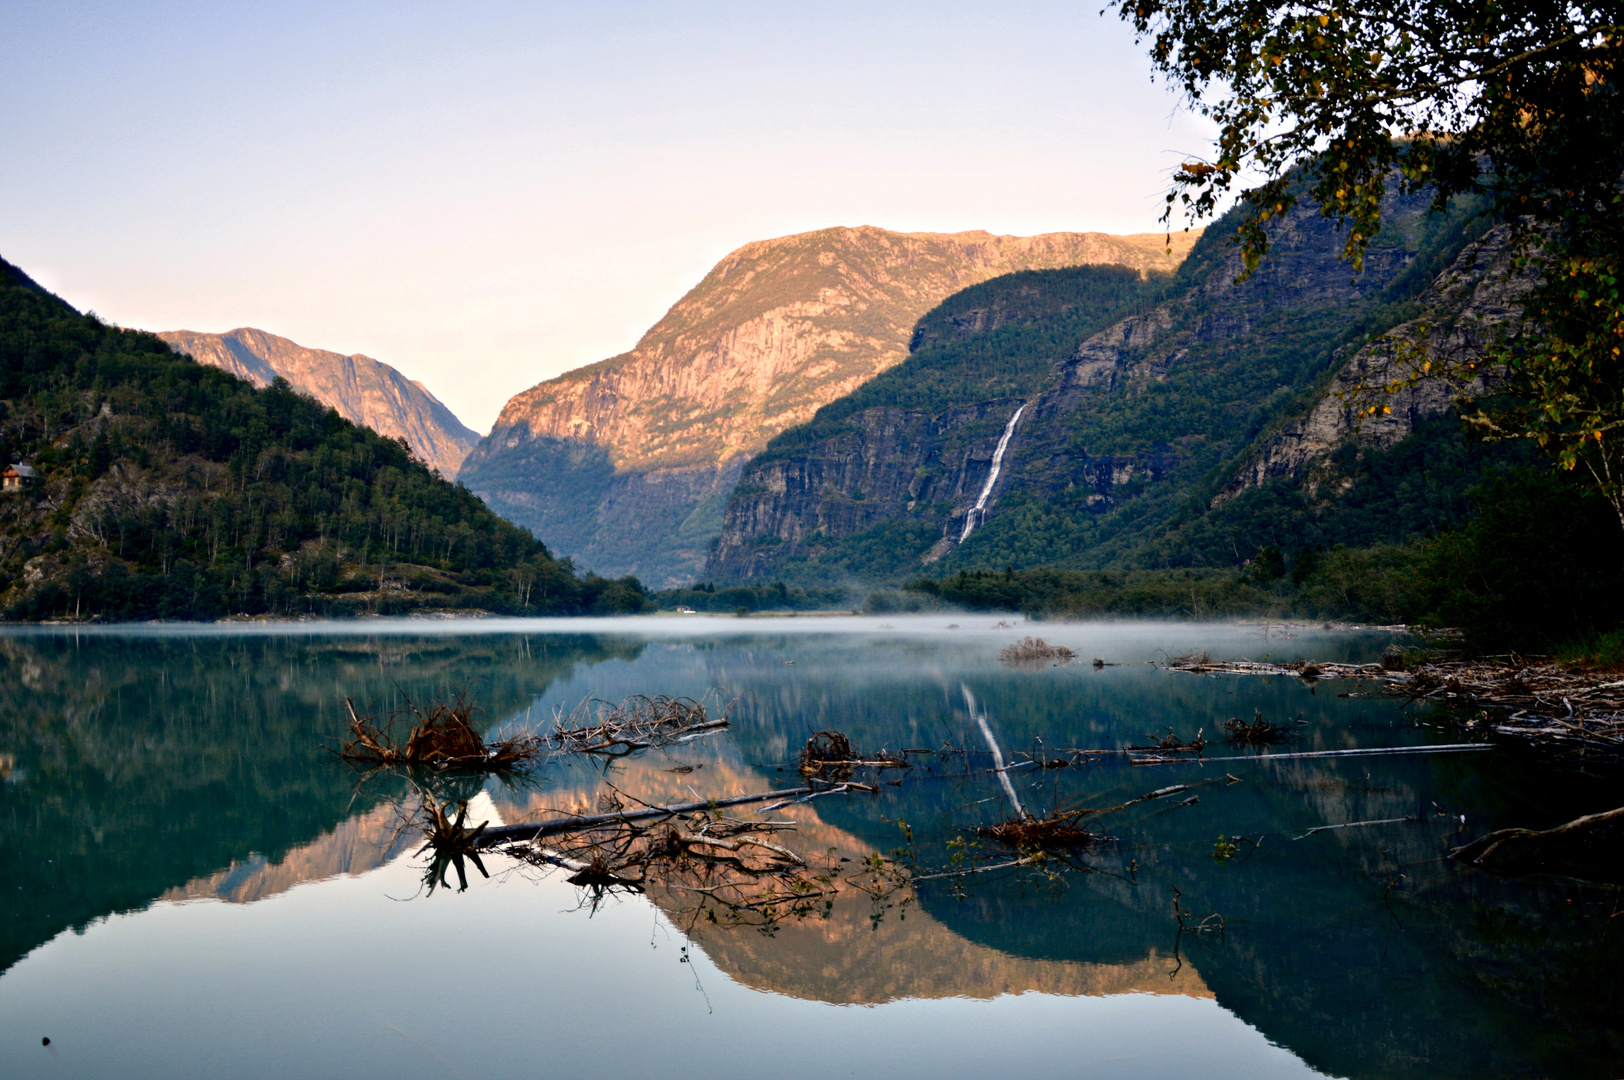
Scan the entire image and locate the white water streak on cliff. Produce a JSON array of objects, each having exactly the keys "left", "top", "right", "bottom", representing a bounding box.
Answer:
[
  {"left": 959, "top": 403, "right": 1027, "bottom": 543},
  {"left": 962, "top": 684, "right": 1023, "bottom": 818}
]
